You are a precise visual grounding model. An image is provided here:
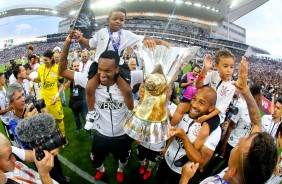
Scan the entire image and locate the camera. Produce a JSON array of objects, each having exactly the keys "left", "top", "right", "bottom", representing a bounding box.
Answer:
[
  {"left": 228, "top": 101, "right": 239, "bottom": 116},
  {"left": 29, "top": 129, "right": 67, "bottom": 161},
  {"left": 25, "top": 95, "right": 46, "bottom": 113},
  {"left": 174, "top": 155, "right": 189, "bottom": 167}
]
